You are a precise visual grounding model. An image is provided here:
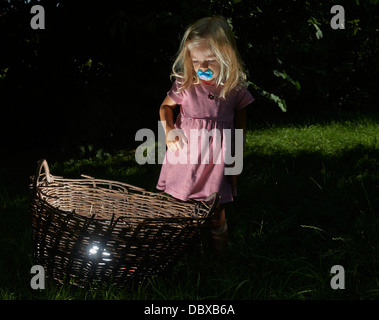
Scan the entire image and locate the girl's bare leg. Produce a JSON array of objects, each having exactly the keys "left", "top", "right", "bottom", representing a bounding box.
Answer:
[{"left": 210, "top": 205, "right": 228, "bottom": 251}]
